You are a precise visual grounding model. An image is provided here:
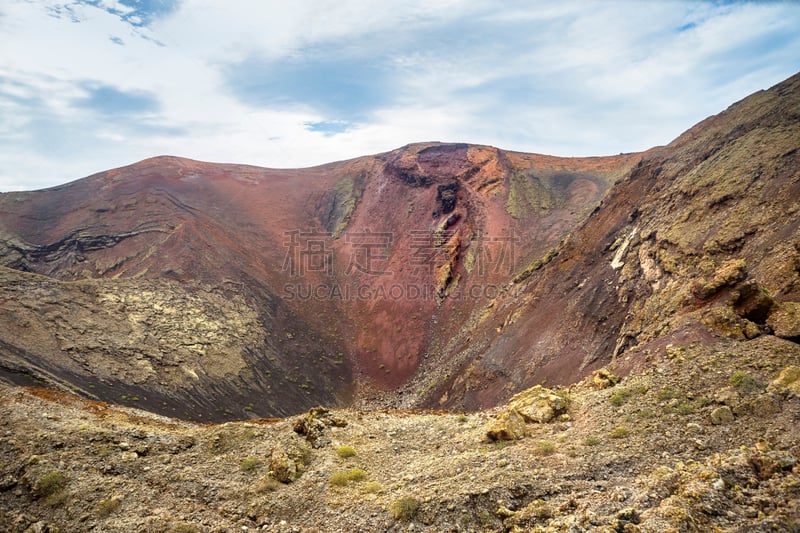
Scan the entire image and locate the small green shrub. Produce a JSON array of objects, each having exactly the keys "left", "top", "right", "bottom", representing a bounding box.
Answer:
[
  {"left": 336, "top": 445, "right": 357, "bottom": 458},
  {"left": 657, "top": 387, "right": 679, "bottom": 401},
  {"left": 255, "top": 476, "right": 281, "bottom": 493},
  {"left": 37, "top": 471, "right": 66, "bottom": 498},
  {"left": 45, "top": 491, "right": 68, "bottom": 507},
  {"left": 637, "top": 408, "right": 657, "bottom": 419},
  {"left": 695, "top": 396, "right": 713, "bottom": 408},
  {"left": 345, "top": 468, "right": 367, "bottom": 482},
  {"left": 533, "top": 440, "right": 556, "bottom": 456},
  {"left": 240, "top": 456, "right": 263, "bottom": 472},
  {"left": 583, "top": 436, "right": 601, "bottom": 446},
  {"left": 477, "top": 510, "right": 494, "bottom": 526},
  {"left": 363, "top": 481, "right": 382, "bottom": 493},
  {"left": 96, "top": 496, "right": 122, "bottom": 518},
  {"left": 494, "top": 440, "right": 514, "bottom": 450},
  {"left": 391, "top": 495, "right": 420, "bottom": 521},
  {"left": 730, "top": 371, "right": 764, "bottom": 393},
  {"left": 609, "top": 426, "right": 630, "bottom": 439},
  {"left": 329, "top": 467, "right": 366, "bottom": 487},
  {"left": 609, "top": 388, "right": 631, "bottom": 407},
  {"left": 675, "top": 402, "right": 695, "bottom": 415},
  {"left": 296, "top": 444, "right": 313, "bottom": 466},
  {"left": 330, "top": 471, "right": 349, "bottom": 487}
]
